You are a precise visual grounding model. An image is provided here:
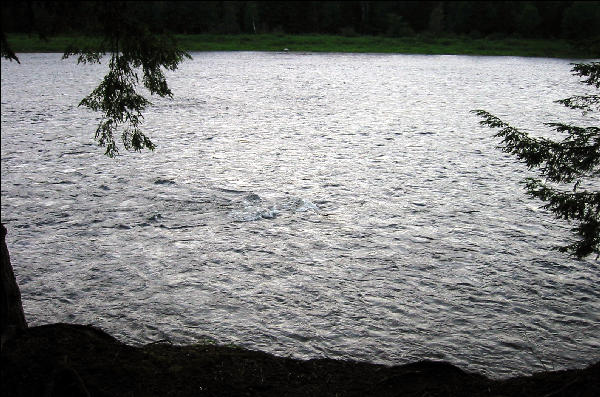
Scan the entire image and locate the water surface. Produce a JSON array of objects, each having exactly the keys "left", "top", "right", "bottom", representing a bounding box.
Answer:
[{"left": 1, "top": 52, "right": 598, "bottom": 378}]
